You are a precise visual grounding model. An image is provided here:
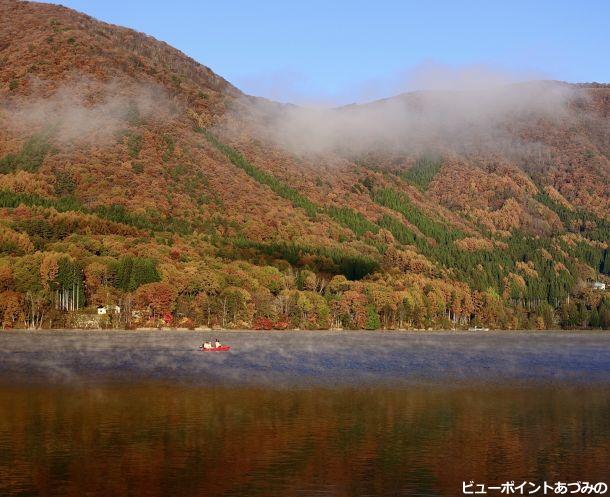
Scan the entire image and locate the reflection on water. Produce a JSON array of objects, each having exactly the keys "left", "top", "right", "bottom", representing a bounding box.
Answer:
[
  {"left": 0, "top": 331, "right": 609, "bottom": 496},
  {"left": 1, "top": 384, "right": 609, "bottom": 497}
]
